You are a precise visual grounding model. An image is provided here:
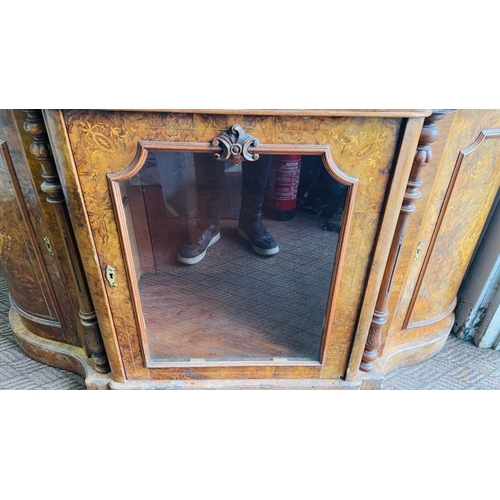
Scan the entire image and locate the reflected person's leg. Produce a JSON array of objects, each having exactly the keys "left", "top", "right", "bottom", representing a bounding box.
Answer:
[
  {"left": 177, "top": 153, "right": 224, "bottom": 265},
  {"left": 237, "top": 155, "right": 279, "bottom": 256}
]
